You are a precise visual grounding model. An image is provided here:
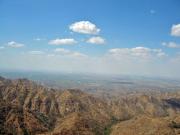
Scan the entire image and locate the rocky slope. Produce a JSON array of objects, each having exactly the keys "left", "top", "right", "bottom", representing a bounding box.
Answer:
[{"left": 0, "top": 76, "right": 180, "bottom": 135}]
